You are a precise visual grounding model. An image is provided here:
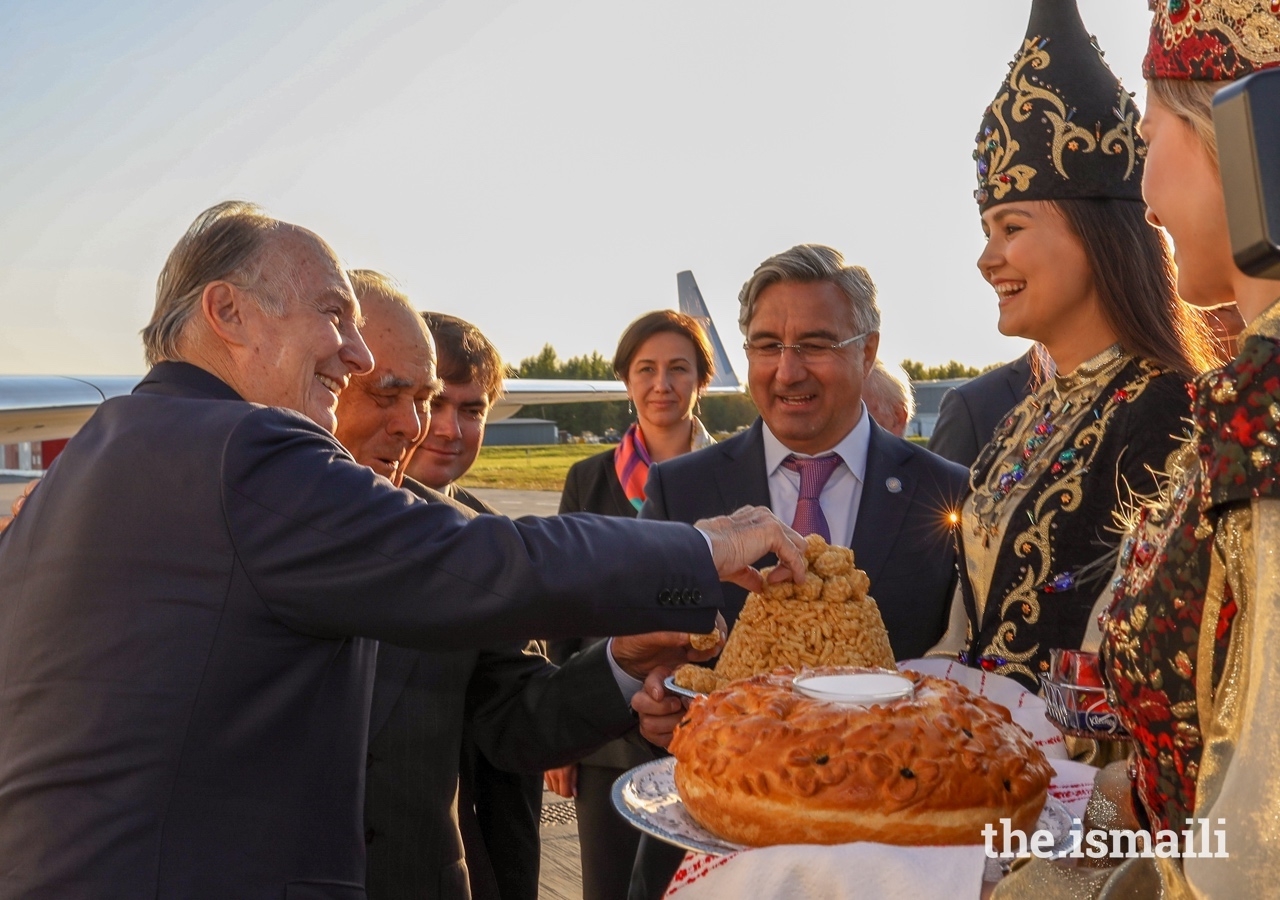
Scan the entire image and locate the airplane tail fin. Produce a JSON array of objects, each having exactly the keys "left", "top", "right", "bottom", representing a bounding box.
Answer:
[{"left": 677, "top": 271, "right": 739, "bottom": 389}]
